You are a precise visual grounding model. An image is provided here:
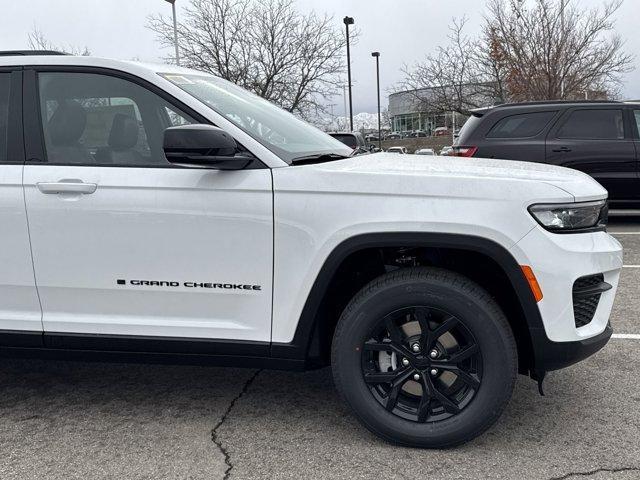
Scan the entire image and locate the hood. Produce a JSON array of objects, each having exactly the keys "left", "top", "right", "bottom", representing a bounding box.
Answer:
[{"left": 303, "top": 153, "right": 607, "bottom": 202}]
